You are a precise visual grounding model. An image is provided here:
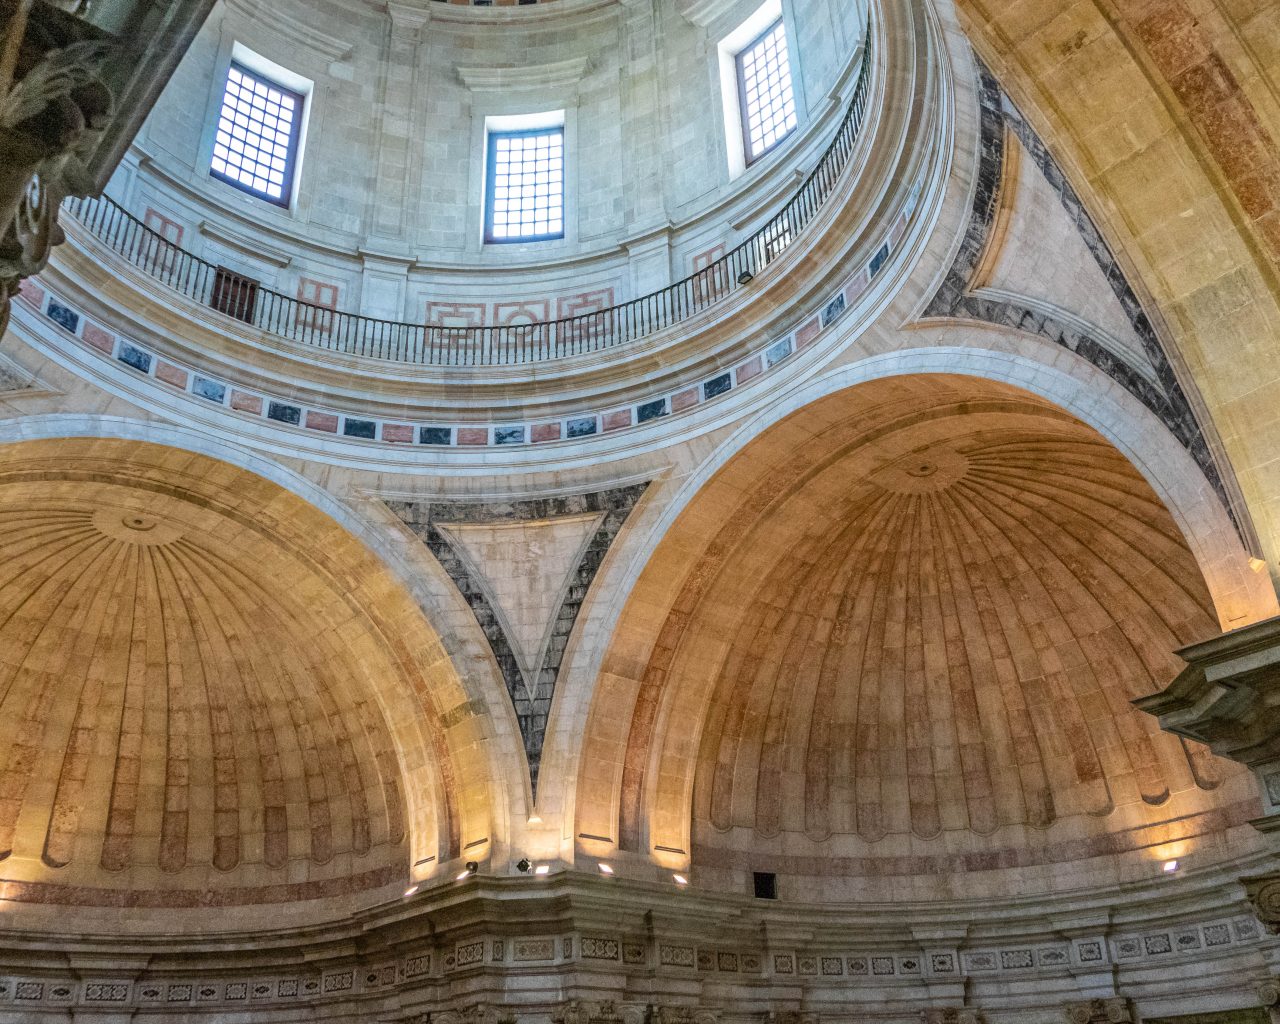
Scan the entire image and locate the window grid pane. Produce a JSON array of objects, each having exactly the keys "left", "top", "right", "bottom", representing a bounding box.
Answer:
[
  {"left": 737, "top": 19, "right": 798, "bottom": 164},
  {"left": 209, "top": 63, "right": 302, "bottom": 207},
  {"left": 485, "top": 127, "right": 565, "bottom": 243}
]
